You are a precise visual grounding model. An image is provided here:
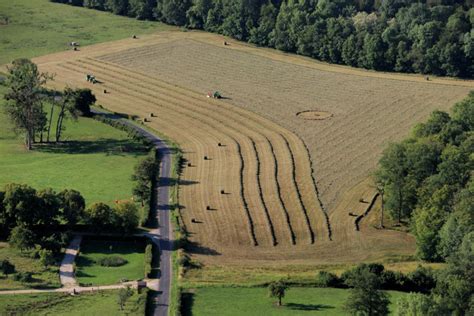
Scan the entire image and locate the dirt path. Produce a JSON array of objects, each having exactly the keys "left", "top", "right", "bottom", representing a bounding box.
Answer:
[
  {"left": 0, "top": 282, "right": 139, "bottom": 295},
  {"left": 59, "top": 235, "right": 82, "bottom": 288}
]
